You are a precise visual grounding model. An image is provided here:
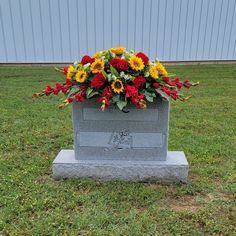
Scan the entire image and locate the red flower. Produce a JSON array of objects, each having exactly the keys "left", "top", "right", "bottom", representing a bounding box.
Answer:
[
  {"left": 174, "top": 77, "right": 180, "bottom": 82},
  {"left": 133, "top": 76, "right": 146, "bottom": 88},
  {"left": 161, "top": 87, "right": 171, "bottom": 96},
  {"left": 131, "top": 93, "right": 144, "bottom": 104},
  {"left": 116, "top": 59, "right": 129, "bottom": 71},
  {"left": 63, "top": 67, "right": 68, "bottom": 75},
  {"left": 171, "top": 89, "right": 178, "bottom": 100},
  {"left": 74, "top": 92, "right": 85, "bottom": 102},
  {"left": 45, "top": 85, "right": 53, "bottom": 96},
  {"left": 125, "top": 85, "right": 137, "bottom": 98},
  {"left": 109, "top": 58, "right": 120, "bottom": 68},
  {"left": 162, "top": 77, "right": 169, "bottom": 82},
  {"left": 167, "top": 81, "right": 176, "bottom": 86},
  {"left": 80, "top": 85, "right": 87, "bottom": 91},
  {"left": 136, "top": 52, "right": 149, "bottom": 65},
  {"left": 101, "top": 86, "right": 113, "bottom": 98},
  {"left": 176, "top": 82, "right": 183, "bottom": 89},
  {"left": 183, "top": 80, "right": 192, "bottom": 88},
  {"left": 153, "top": 82, "right": 160, "bottom": 88},
  {"left": 66, "top": 79, "right": 73, "bottom": 87},
  {"left": 91, "top": 73, "right": 105, "bottom": 90},
  {"left": 53, "top": 89, "right": 59, "bottom": 95},
  {"left": 67, "top": 97, "right": 73, "bottom": 103},
  {"left": 184, "top": 83, "right": 192, "bottom": 89},
  {"left": 81, "top": 55, "right": 94, "bottom": 65},
  {"left": 61, "top": 86, "right": 68, "bottom": 94},
  {"left": 56, "top": 83, "right": 63, "bottom": 91},
  {"left": 46, "top": 85, "right": 53, "bottom": 91},
  {"left": 99, "top": 96, "right": 110, "bottom": 106}
]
